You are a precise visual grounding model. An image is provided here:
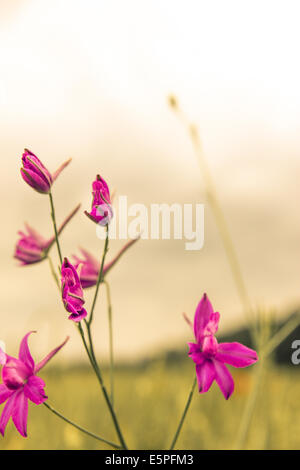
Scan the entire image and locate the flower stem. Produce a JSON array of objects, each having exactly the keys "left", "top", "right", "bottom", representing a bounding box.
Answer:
[
  {"left": 88, "top": 225, "right": 109, "bottom": 326},
  {"left": 47, "top": 255, "right": 60, "bottom": 289},
  {"left": 169, "top": 377, "right": 197, "bottom": 450},
  {"left": 234, "top": 360, "right": 264, "bottom": 449},
  {"left": 43, "top": 402, "right": 122, "bottom": 449},
  {"left": 104, "top": 280, "right": 114, "bottom": 406},
  {"left": 77, "top": 323, "right": 128, "bottom": 450},
  {"left": 49, "top": 191, "right": 63, "bottom": 266},
  {"left": 235, "top": 310, "right": 300, "bottom": 449},
  {"left": 169, "top": 98, "right": 252, "bottom": 323},
  {"left": 68, "top": 222, "right": 124, "bottom": 448},
  {"left": 261, "top": 310, "right": 300, "bottom": 358}
]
